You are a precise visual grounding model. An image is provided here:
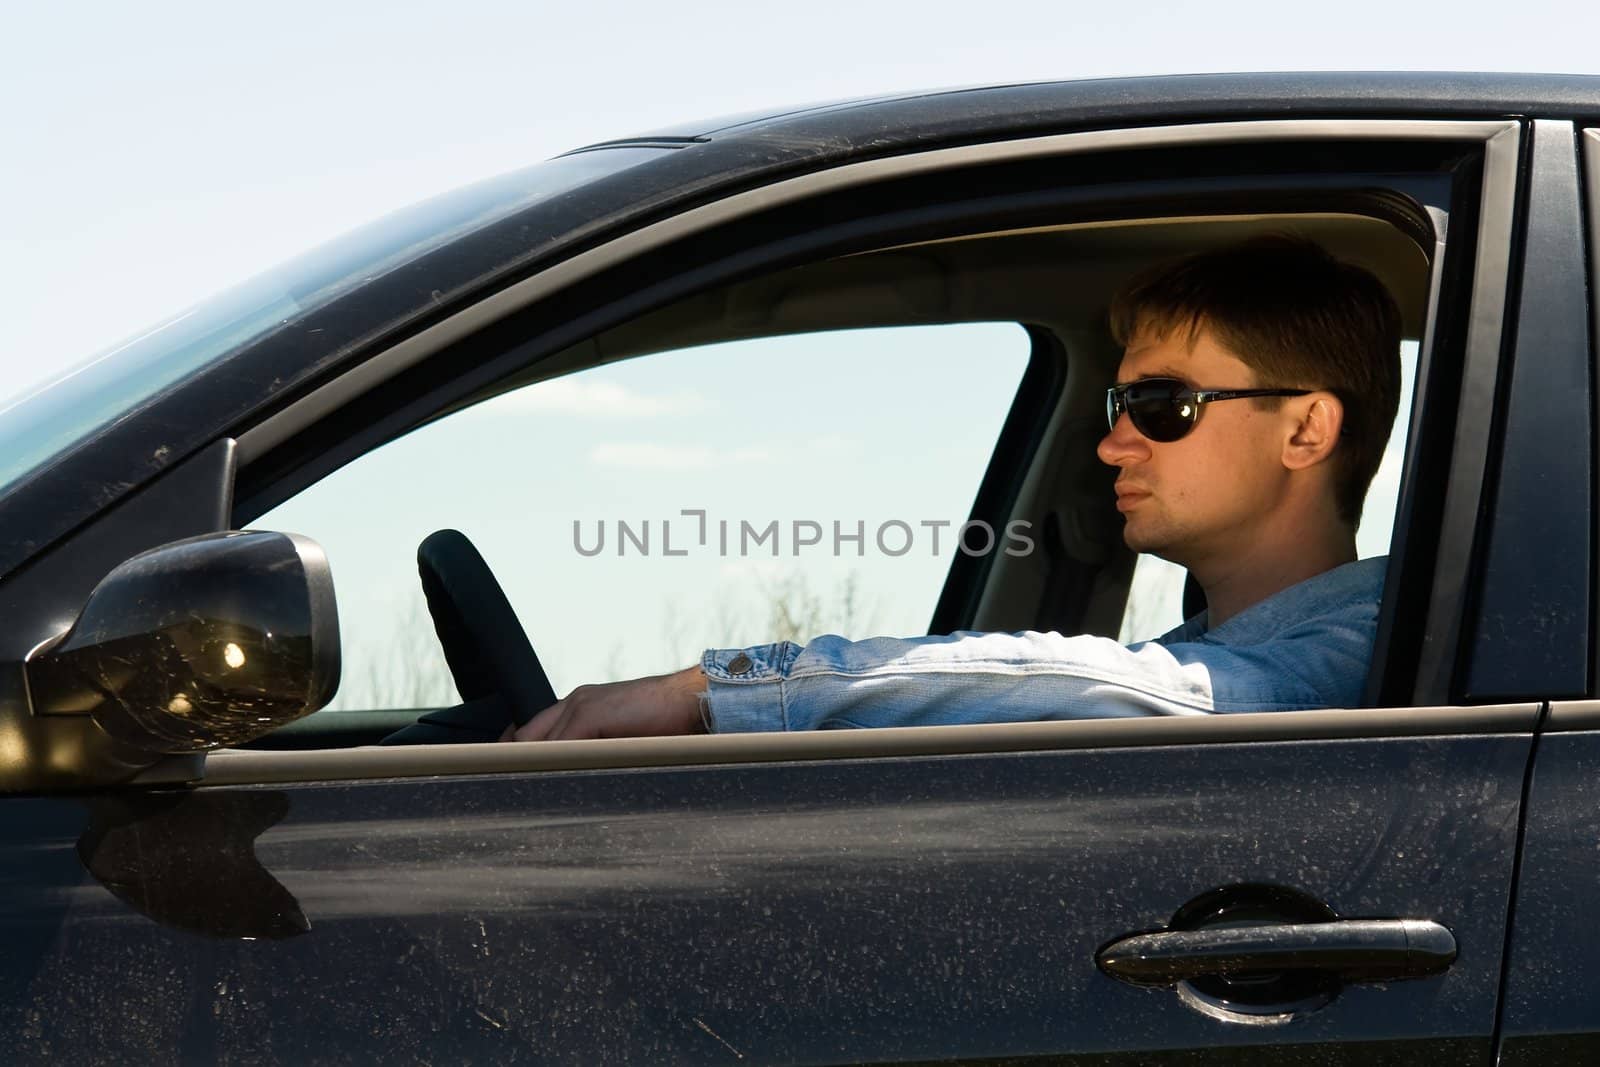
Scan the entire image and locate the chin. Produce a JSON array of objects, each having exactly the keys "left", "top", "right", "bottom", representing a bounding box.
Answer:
[
  {"left": 1122, "top": 525, "right": 1183, "bottom": 564},
  {"left": 1121, "top": 525, "right": 1160, "bottom": 555}
]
